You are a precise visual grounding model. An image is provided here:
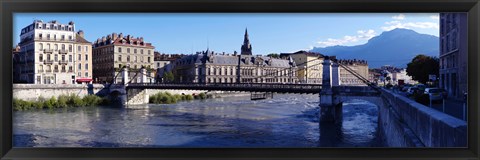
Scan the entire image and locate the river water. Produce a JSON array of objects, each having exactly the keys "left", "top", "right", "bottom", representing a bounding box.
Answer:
[{"left": 13, "top": 94, "right": 385, "bottom": 147}]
